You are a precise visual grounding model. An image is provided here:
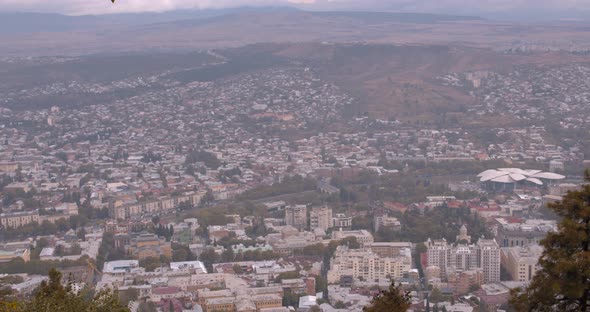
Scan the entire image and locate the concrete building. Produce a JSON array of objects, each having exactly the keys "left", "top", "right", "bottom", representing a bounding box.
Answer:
[
  {"left": 126, "top": 233, "right": 172, "bottom": 260},
  {"left": 501, "top": 244, "right": 543, "bottom": 282},
  {"left": 373, "top": 213, "right": 401, "bottom": 232},
  {"left": 477, "top": 239, "right": 501, "bottom": 283},
  {"left": 495, "top": 219, "right": 555, "bottom": 248},
  {"left": 367, "top": 242, "right": 412, "bottom": 258},
  {"left": 0, "top": 211, "right": 40, "bottom": 228},
  {"left": 0, "top": 248, "right": 30, "bottom": 263},
  {"left": 310, "top": 205, "right": 332, "bottom": 231},
  {"left": 331, "top": 229, "right": 374, "bottom": 247},
  {"left": 327, "top": 245, "right": 412, "bottom": 284},
  {"left": 426, "top": 238, "right": 501, "bottom": 283},
  {"left": 332, "top": 213, "right": 352, "bottom": 229},
  {"left": 284, "top": 205, "right": 307, "bottom": 231}
]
